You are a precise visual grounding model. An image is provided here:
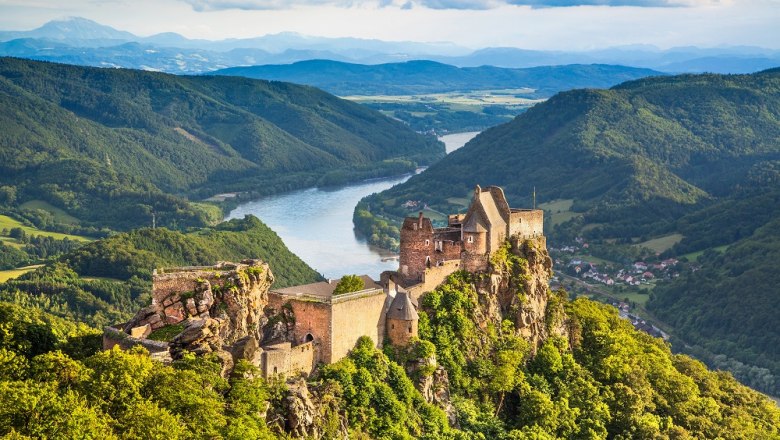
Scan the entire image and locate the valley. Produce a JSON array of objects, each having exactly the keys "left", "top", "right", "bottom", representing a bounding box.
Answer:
[{"left": 0, "top": 10, "right": 778, "bottom": 438}]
